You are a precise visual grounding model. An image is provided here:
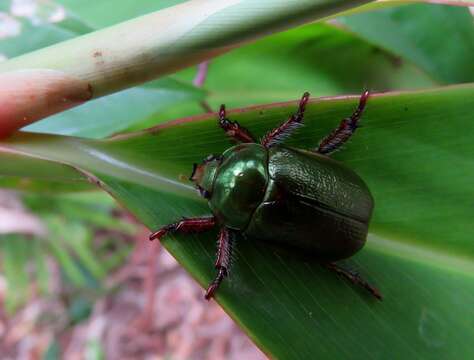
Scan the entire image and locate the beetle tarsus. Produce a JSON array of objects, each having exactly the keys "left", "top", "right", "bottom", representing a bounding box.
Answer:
[
  {"left": 149, "top": 224, "right": 174, "bottom": 241},
  {"left": 205, "top": 268, "right": 227, "bottom": 300},
  {"left": 261, "top": 92, "right": 310, "bottom": 148},
  {"left": 324, "top": 262, "right": 382, "bottom": 301},
  {"left": 315, "top": 90, "right": 369, "bottom": 155},
  {"left": 205, "top": 227, "right": 234, "bottom": 300},
  {"left": 218, "top": 104, "right": 256, "bottom": 143},
  {"left": 149, "top": 216, "right": 216, "bottom": 241}
]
